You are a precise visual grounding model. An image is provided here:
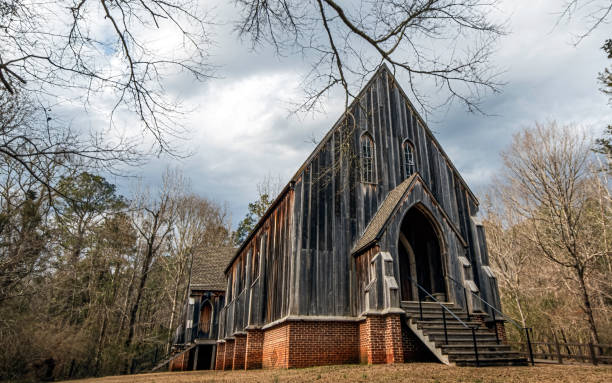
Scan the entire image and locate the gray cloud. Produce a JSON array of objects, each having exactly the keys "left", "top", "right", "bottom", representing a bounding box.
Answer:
[{"left": 93, "top": 0, "right": 612, "bottom": 226}]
